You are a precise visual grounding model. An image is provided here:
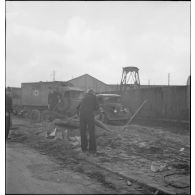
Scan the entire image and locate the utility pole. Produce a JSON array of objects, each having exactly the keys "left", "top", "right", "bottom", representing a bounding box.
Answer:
[
  {"left": 168, "top": 73, "right": 170, "bottom": 86},
  {"left": 148, "top": 80, "right": 150, "bottom": 87},
  {"left": 52, "top": 70, "right": 56, "bottom": 81}
]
